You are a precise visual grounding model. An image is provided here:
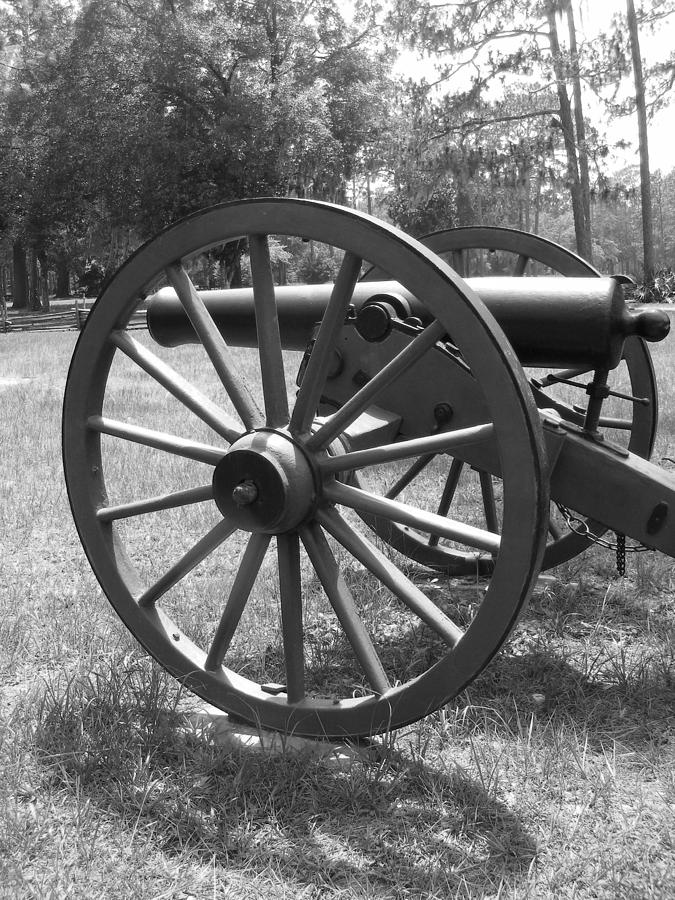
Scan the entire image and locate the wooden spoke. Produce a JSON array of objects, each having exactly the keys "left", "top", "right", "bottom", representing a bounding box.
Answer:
[
  {"left": 138, "top": 517, "right": 237, "bottom": 607},
  {"left": 205, "top": 533, "right": 271, "bottom": 670},
  {"left": 429, "top": 457, "right": 465, "bottom": 547},
  {"left": 325, "top": 479, "right": 500, "bottom": 554},
  {"left": 165, "top": 262, "right": 264, "bottom": 430},
  {"left": 110, "top": 330, "right": 241, "bottom": 442},
  {"left": 318, "top": 508, "right": 464, "bottom": 647},
  {"left": 87, "top": 415, "right": 225, "bottom": 465},
  {"left": 249, "top": 235, "right": 289, "bottom": 428},
  {"left": 97, "top": 484, "right": 214, "bottom": 522},
  {"left": 479, "top": 470, "right": 500, "bottom": 534},
  {"left": 385, "top": 453, "right": 436, "bottom": 500},
  {"left": 318, "top": 423, "right": 494, "bottom": 474},
  {"left": 277, "top": 532, "right": 304, "bottom": 703},
  {"left": 290, "top": 251, "right": 363, "bottom": 436},
  {"left": 512, "top": 254, "right": 529, "bottom": 276},
  {"left": 300, "top": 521, "right": 390, "bottom": 695},
  {"left": 307, "top": 319, "right": 448, "bottom": 452}
]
